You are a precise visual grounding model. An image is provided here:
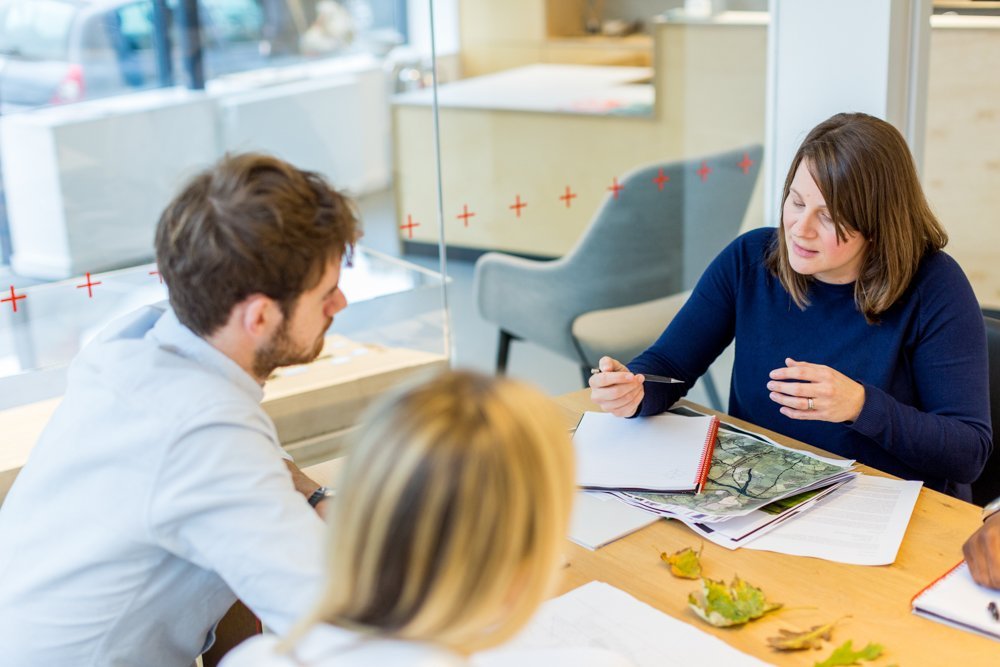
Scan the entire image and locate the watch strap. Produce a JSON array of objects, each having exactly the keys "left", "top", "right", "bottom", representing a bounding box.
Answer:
[{"left": 308, "top": 486, "right": 332, "bottom": 508}]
